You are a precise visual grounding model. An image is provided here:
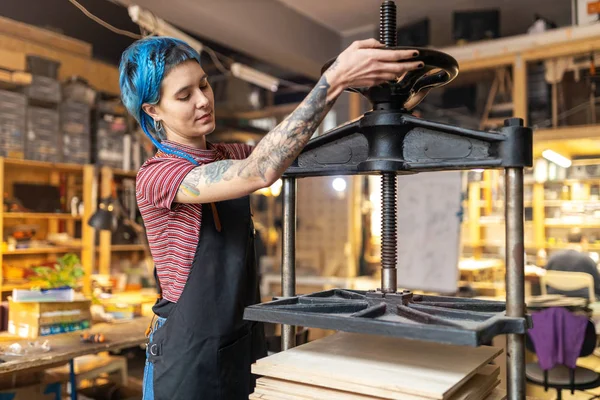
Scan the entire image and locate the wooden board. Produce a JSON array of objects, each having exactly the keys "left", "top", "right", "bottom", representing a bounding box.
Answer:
[
  {"left": 254, "top": 365, "right": 500, "bottom": 400},
  {"left": 252, "top": 332, "right": 502, "bottom": 400},
  {"left": 255, "top": 378, "right": 388, "bottom": 400},
  {"left": 450, "top": 365, "right": 499, "bottom": 400},
  {"left": 253, "top": 365, "right": 499, "bottom": 400},
  {"left": 483, "top": 388, "right": 506, "bottom": 400}
]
